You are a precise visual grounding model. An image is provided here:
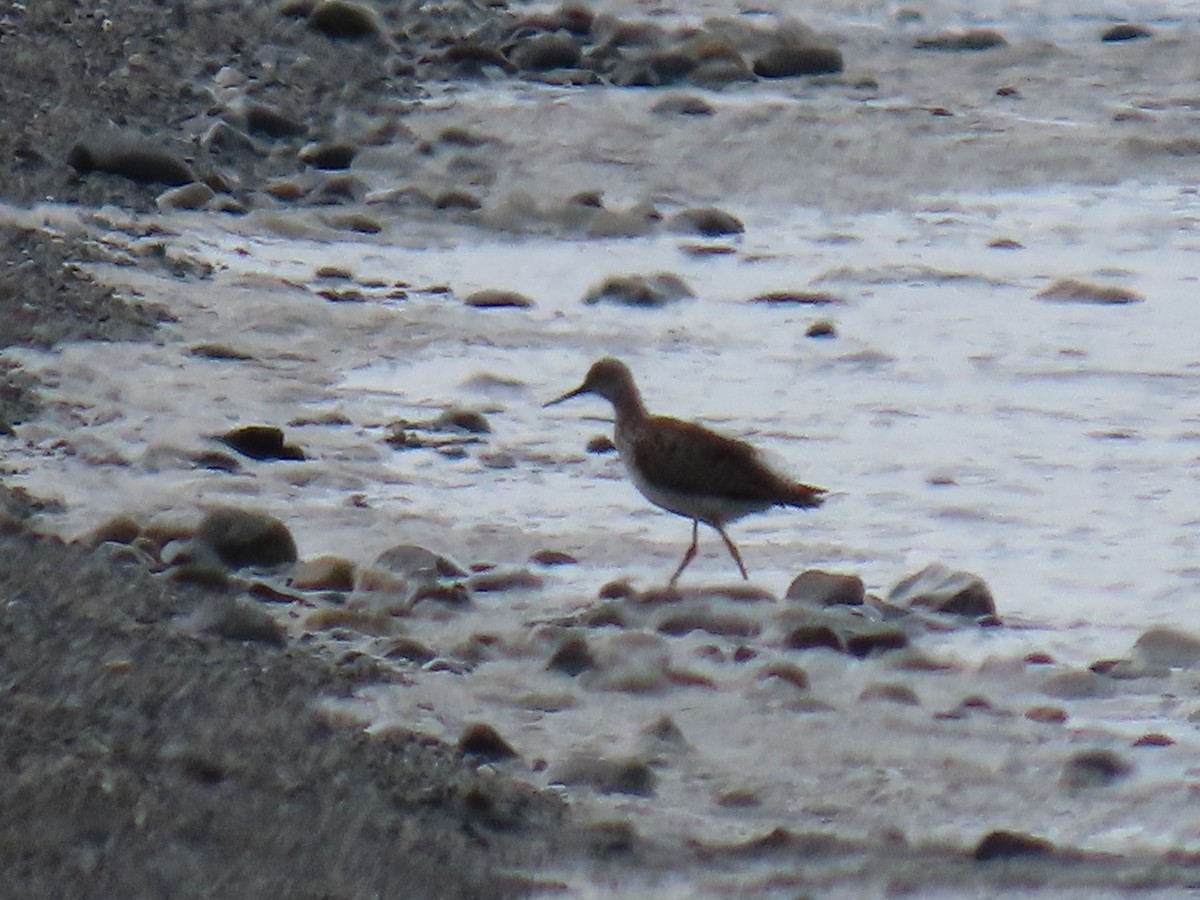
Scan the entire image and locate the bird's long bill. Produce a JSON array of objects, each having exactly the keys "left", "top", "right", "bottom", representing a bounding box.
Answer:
[{"left": 543, "top": 382, "right": 587, "bottom": 408}]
